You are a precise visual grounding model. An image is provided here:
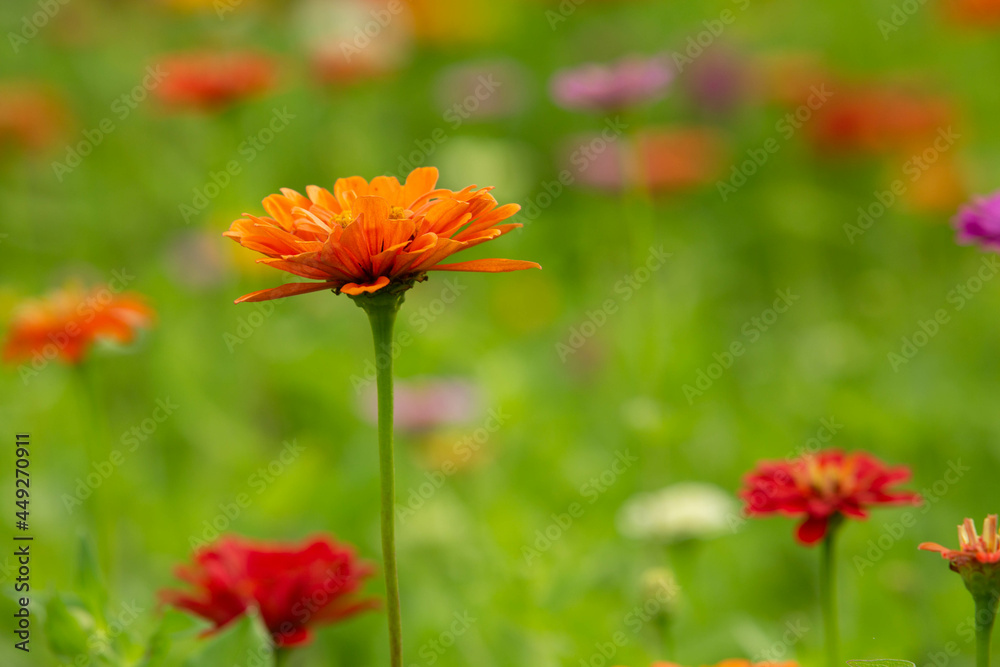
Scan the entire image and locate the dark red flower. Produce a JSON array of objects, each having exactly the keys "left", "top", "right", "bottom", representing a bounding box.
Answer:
[
  {"left": 740, "top": 449, "right": 920, "bottom": 545},
  {"left": 161, "top": 535, "right": 377, "bottom": 647}
]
